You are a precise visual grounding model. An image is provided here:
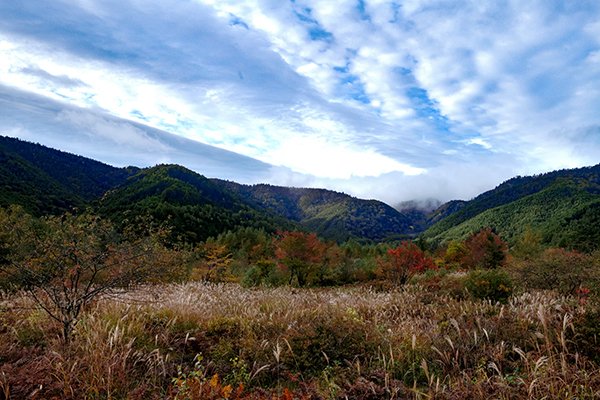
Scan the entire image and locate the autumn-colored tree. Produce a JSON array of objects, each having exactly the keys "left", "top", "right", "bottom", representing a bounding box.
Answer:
[
  {"left": 0, "top": 207, "right": 182, "bottom": 342},
  {"left": 274, "top": 231, "right": 326, "bottom": 286},
  {"left": 443, "top": 240, "right": 468, "bottom": 269},
  {"left": 513, "top": 248, "right": 598, "bottom": 295},
  {"left": 462, "top": 228, "right": 507, "bottom": 269},
  {"left": 377, "top": 241, "right": 436, "bottom": 284},
  {"left": 192, "top": 239, "right": 234, "bottom": 282},
  {"left": 511, "top": 226, "right": 543, "bottom": 260}
]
